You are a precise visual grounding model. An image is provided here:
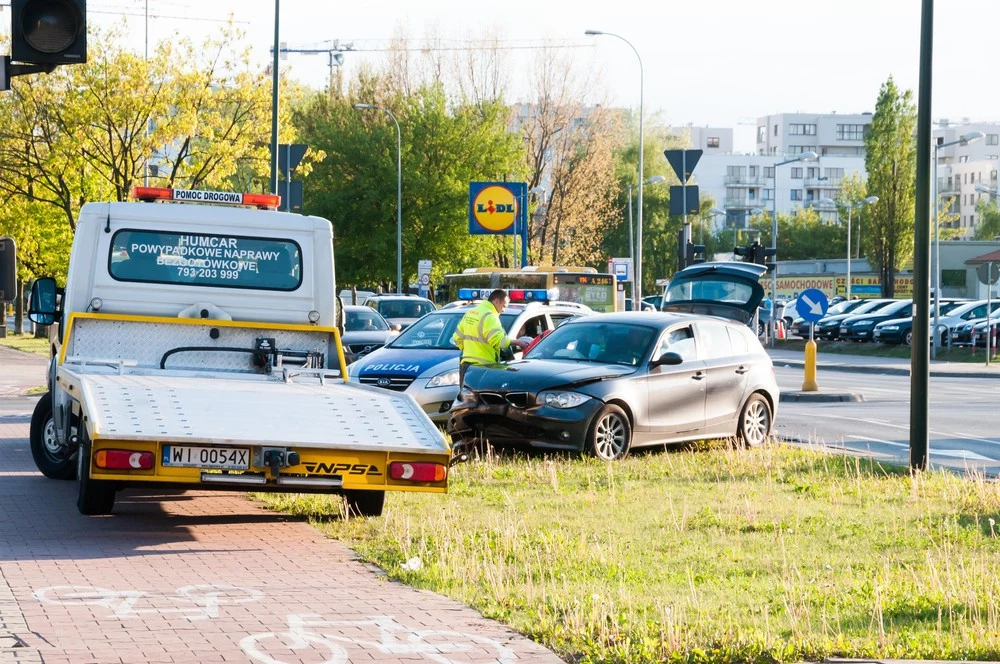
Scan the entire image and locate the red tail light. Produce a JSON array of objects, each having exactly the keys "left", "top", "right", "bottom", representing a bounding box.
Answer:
[
  {"left": 95, "top": 449, "right": 154, "bottom": 470},
  {"left": 389, "top": 461, "right": 447, "bottom": 482}
]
